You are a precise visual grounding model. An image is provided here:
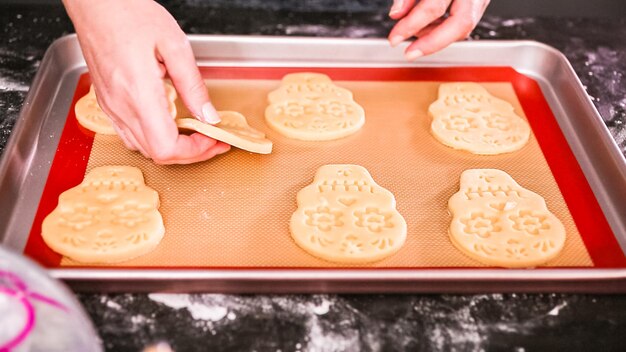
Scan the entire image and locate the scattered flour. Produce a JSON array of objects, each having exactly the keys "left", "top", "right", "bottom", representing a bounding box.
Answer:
[
  {"left": 312, "top": 298, "right": 332, "bottom": 316},
  {"left": 547, "top": 301, "right": 568, "bottom": 316},
  {"left": 0, "top": 77, "right": 29, "bottom": 92},
  {"left": 188, "top": 302, "right": 228, "bottom": 322},
  {"left": 148, "top": 294, "right": 228, "bottom": 322},
  {"left": 105, "top": 300, "right": 122, "bottom": 310},
  {"left": 306, "top": 315, "right": 359, "bottom": 352},
  {"left": 148, "top": 294, "right": 190, "bottom": 310}
]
